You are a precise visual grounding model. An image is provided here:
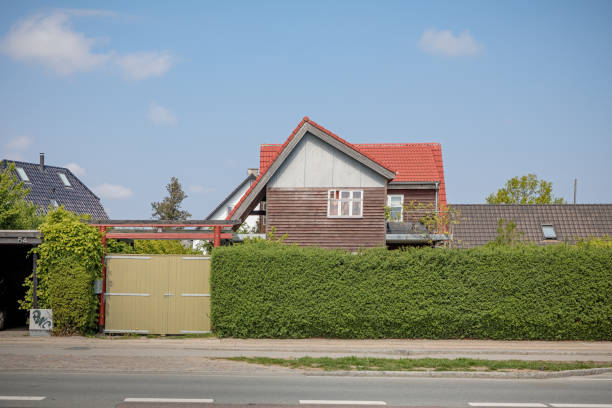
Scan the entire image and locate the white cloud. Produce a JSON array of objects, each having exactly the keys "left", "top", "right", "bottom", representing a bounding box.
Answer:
[
  {"left": 418, "top": 29, "right": 483, "bottom": 57},
  {"left": 64, "top": 162, "right": 85, "bottom": 177},
  {"left": 2, "top": 135, "right": 32, "bottom": 160},
  {"left": 0, "top": 11, "right": 110, "bottom": 74},
  {"left": 189, "top": 185, "right": 214, "bottom": 195},
  {"left": 0, "top": 10, "right": 174, "bottom": 79},
  {"left": 5, "top": 135, "right": 32, "bottom": 151},
  {"left": 148, "top": 102, "right": 177, "bottom": 125},
  {"left": 116, "top": 51, "right": 174, "bottom": 80},
  {"left": 93, "top": 183, "right": 133, "bottom": 199}
]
